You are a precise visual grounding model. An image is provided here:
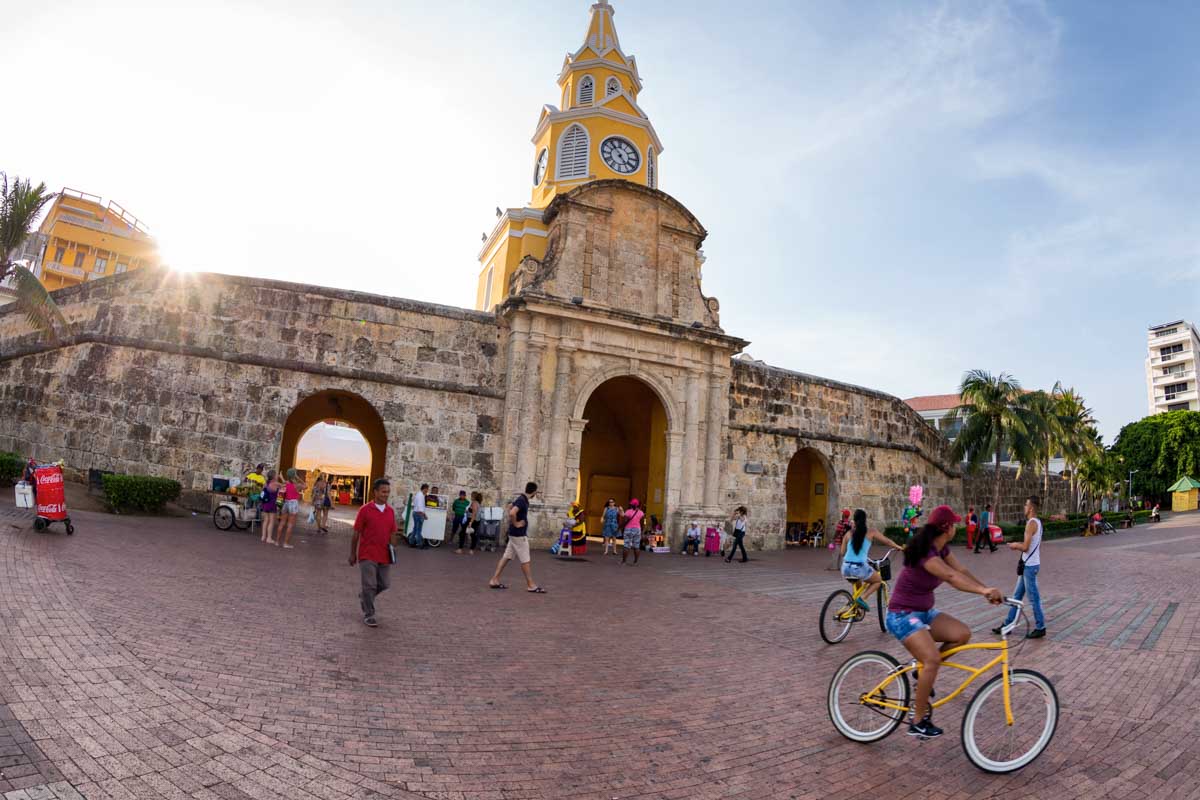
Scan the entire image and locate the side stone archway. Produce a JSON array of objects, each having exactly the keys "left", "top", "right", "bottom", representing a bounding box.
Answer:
[
  {"left": 785, "top": 447, "right": 838, "bottom": 541},
  {"left": 279, "top": 390, "right": 387, "bottom": 483}
]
